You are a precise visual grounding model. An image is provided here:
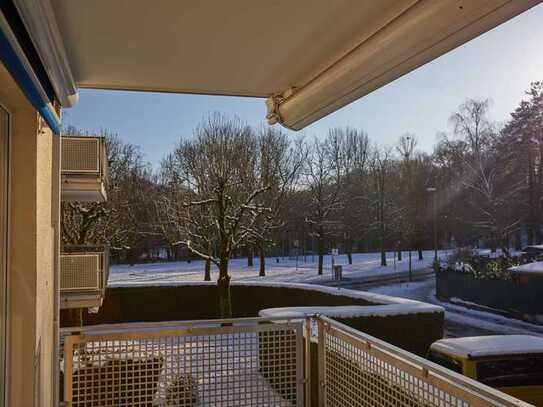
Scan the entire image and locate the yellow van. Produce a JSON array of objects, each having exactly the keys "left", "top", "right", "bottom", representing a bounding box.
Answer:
[{"left": 429, "top": 335, "right": 543, "bottom": 406}]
